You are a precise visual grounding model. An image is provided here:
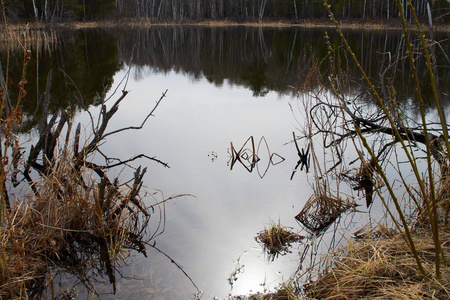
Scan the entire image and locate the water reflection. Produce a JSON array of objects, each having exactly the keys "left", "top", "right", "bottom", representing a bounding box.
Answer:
[
  {"left": 3, "top": 26, "right": 449, "bottom": 131},
  {"left": 3, "top": 25, "right": 450, "bottom": 298},
  {"left": 229, "top": 136, "right": 285, "bottom": 178}
]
